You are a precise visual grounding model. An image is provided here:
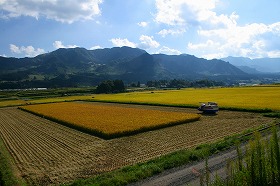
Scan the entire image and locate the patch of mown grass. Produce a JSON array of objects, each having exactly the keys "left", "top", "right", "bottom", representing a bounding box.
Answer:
[
  {"left": 0, "top": 136, "right": 26, "bottom": 186},
  {"left": 65, "top": 125, "right": 273, "bottom": 186}
]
